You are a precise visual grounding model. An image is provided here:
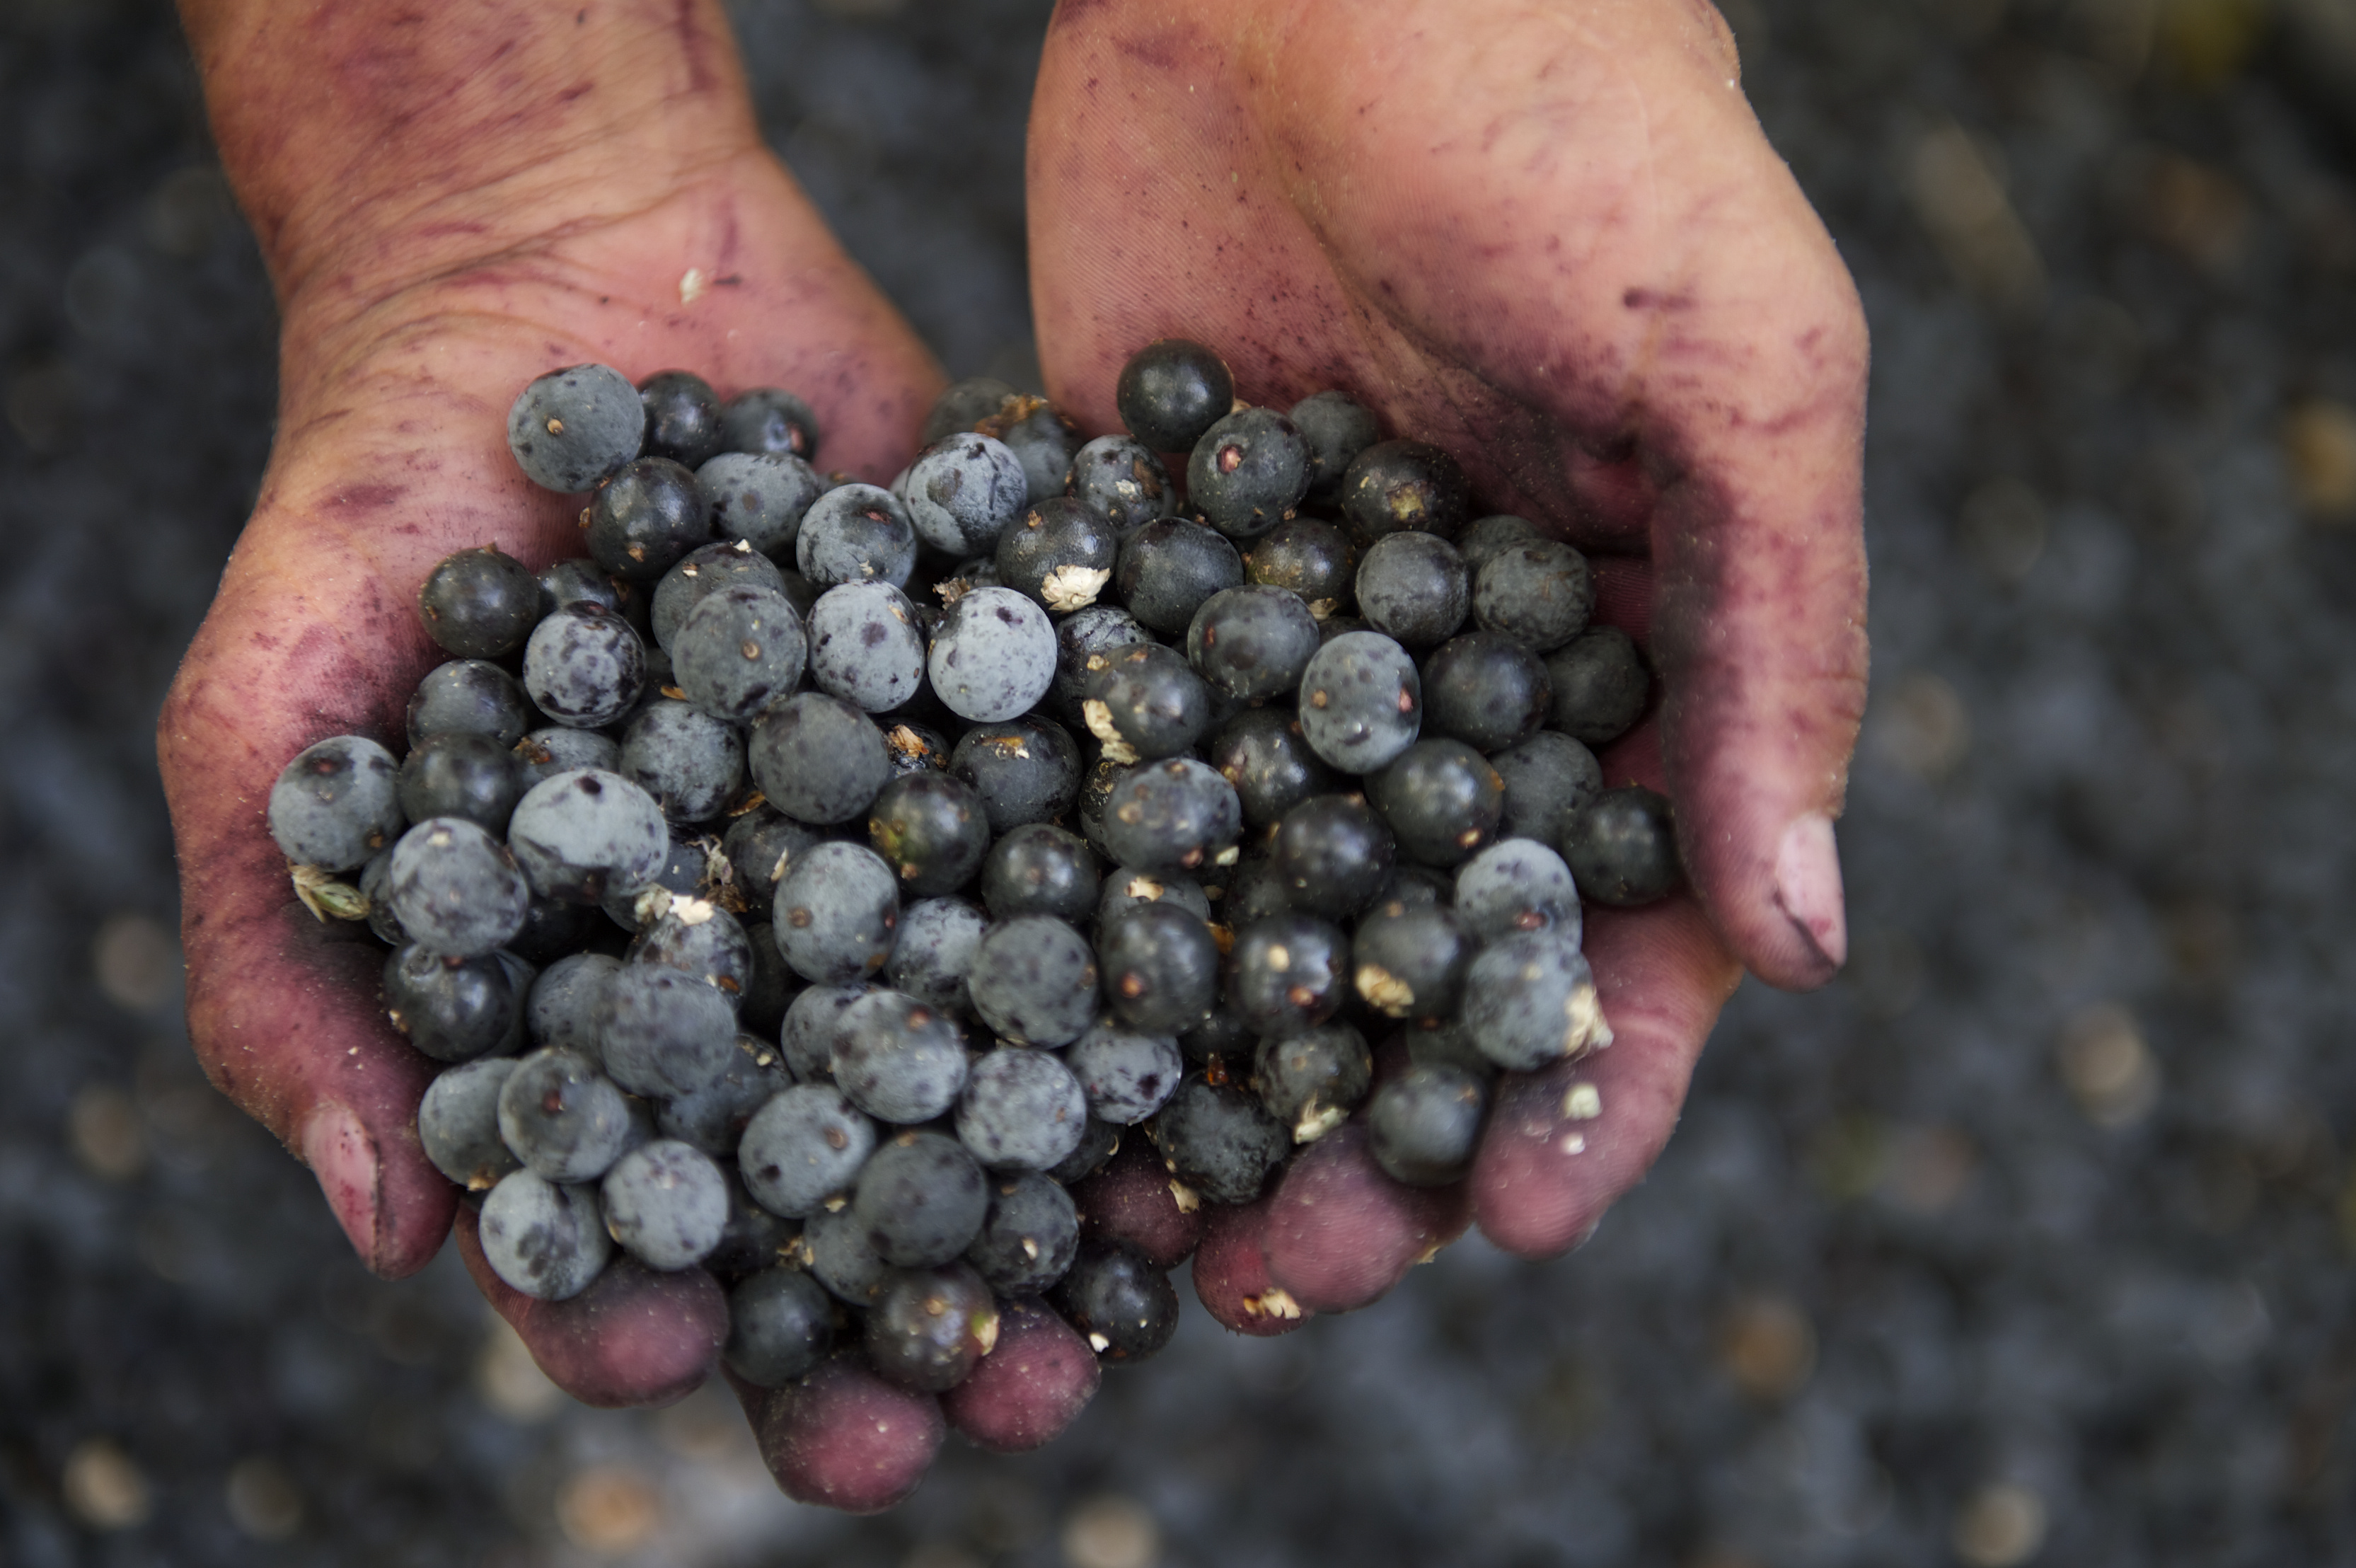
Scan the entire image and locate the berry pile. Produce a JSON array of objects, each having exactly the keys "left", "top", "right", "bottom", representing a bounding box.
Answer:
[{"left": 266, "top": 342, "right": 1677, "bottom": 1422}]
